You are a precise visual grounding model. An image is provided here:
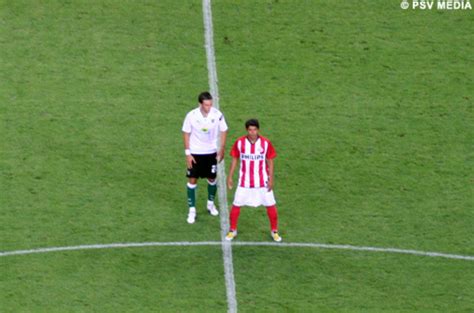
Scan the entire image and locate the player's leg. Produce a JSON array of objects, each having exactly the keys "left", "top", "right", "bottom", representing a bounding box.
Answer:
[
  {"left": 266, "top": 205, "right": 278, "bottom": 231},
  {"left": 206, "top": 153, "right": 219, "bottom": 216},
  {"left": 266, "top": 205, "right": 282, "bottom": 242},
  {"left": 263, "top": 189, "right": 282, "bottom": 242},
  {"left": 225, "top": 205, "right": 240, "bottom": 241},
  {"left": 226, "top": 187, "right": 246, "bottom": 241},
  {"left": 186, "top": 156, "right": 199, "bottom": 224},
  {"left": 186, "top": 177, "right": 198, "bottom": 224},
  {"left": 230, "top": 205, "right": 241, "bottom": 229},
  {"left": 206, "top": 179, "right": 218, "bottom": 216}
]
